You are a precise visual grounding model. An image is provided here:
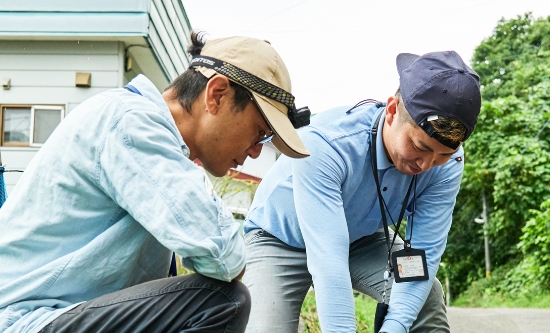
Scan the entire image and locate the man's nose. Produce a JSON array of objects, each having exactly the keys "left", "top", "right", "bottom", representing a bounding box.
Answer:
[
  {"left": 246, "top": 143, "right": 263, "bottom": 159},
  {"left": 418, "top": 154, "right": 436, "bottom": 171}
]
